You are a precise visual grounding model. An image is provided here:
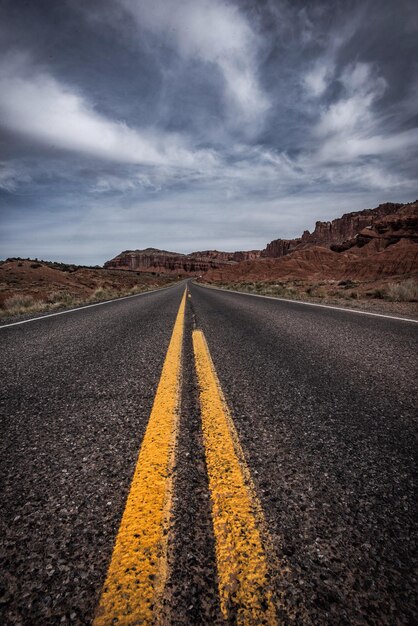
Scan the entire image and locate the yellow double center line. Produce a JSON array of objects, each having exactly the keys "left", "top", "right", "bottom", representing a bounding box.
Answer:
[
  {"left": 95, "top": 288, "right": 277, "bottom": 625},
  {"left": 193, "top": 330, "right": 277, "bottom": 625},
  {"left": 94, "top": 289, "right": 186, "bottom": 625}
]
